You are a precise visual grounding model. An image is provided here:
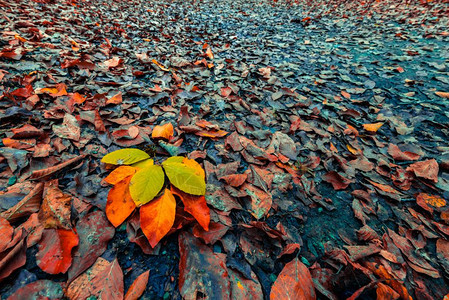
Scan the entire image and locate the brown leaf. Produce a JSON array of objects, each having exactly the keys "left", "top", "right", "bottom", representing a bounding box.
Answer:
[
  {"left": 38, "top": 180, "right": 72, "bottom": 229},
  {"left": 270, "top": 258, "right": 316, "bottom": 300},
  {"left": 1, "top": 182, "right": 44, "bottom": 223},
  {"left": 0, "top": 229, "right": 27, "bottom": 282},
  {"left": 179, "top": 232, "right": 231, "bottom": 300},
  {"left": 406, "top": 159, "right": 439, "bottom": 183},
  {"left": 7, "top": 280, "right": 64, "bottom": 300},
  {"left": 387, "top": 144, "right": 420, "bottom": 161},
  {"left": 67, "top": 257, "right": 124, "bottom": 299},
  {"left": 68, "top": 211, "right": 115, "bottom": 282},
  {"left": 323, "top": 171, "right": 352, "bottom": 190},
  {"left": 52, "top": 113, "right": 81, "bottom": 141},
  {"left": 30, "top": 155, "right": 85, "bottom": 180},
  {"left": 193, "top": 222, "right": 228, "bottom": 244}
]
